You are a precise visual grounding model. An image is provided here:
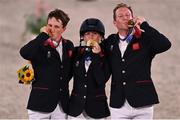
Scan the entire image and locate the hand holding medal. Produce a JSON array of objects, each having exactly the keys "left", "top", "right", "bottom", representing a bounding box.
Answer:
[
  {"left": 128, "top": 17, "right": 145, "bottom": 38},
  {"left": 86, "top": 39, "right": 101, "bottom": 54}
]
